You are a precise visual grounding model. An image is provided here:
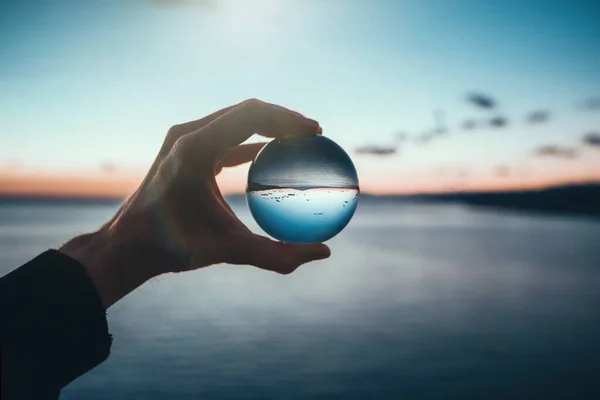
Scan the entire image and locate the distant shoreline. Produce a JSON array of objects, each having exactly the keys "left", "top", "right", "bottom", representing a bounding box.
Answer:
[
  {"left": 403, "top": 183, "right": 600, "bottom": 217},
  {"left": 1, "top": 183, "right": 599, "bottom": 217}
]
